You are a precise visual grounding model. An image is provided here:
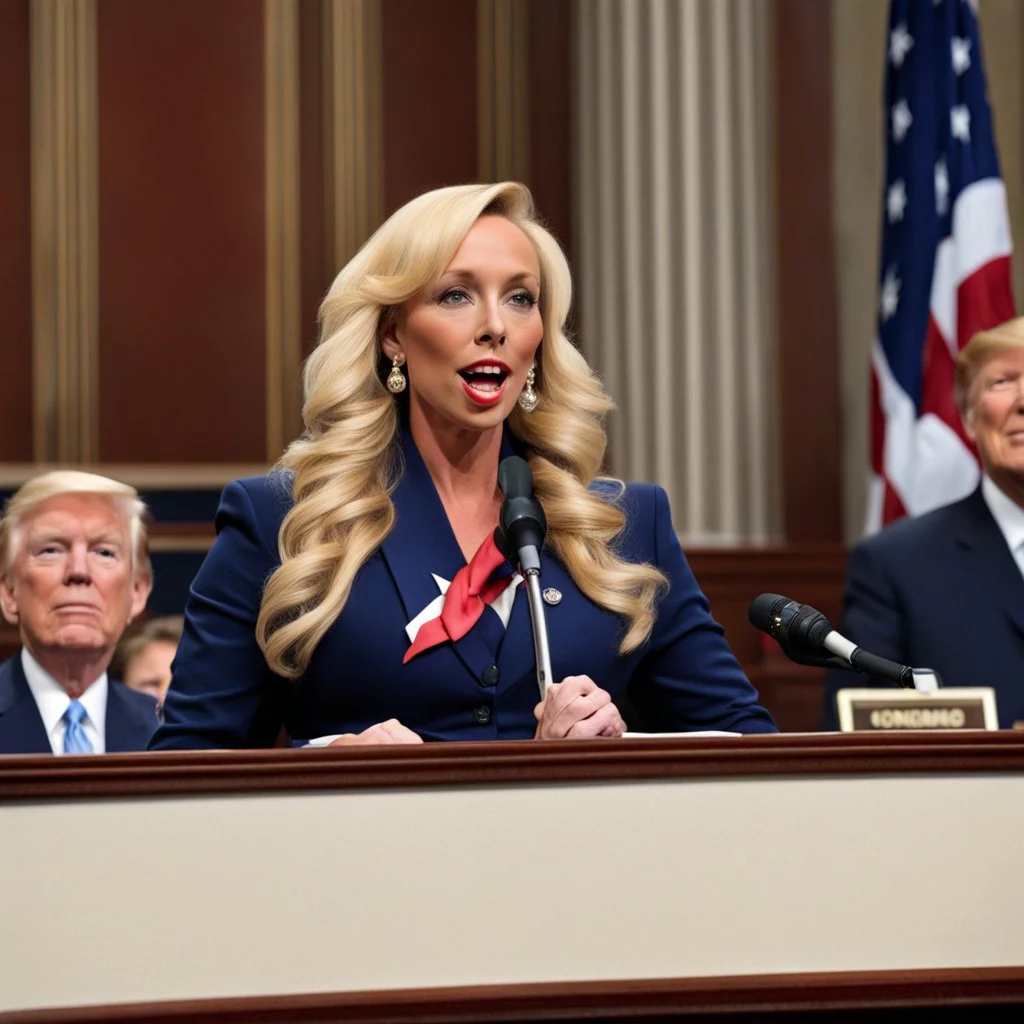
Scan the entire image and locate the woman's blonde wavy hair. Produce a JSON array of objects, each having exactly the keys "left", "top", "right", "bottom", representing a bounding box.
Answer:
[{"left": 257, "top": 181, "right": 668, "bottom": 678}]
